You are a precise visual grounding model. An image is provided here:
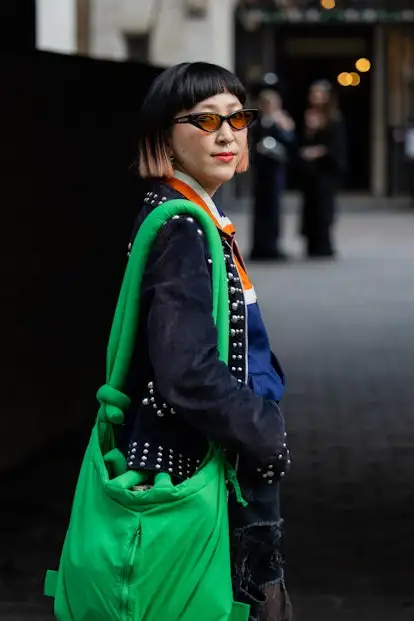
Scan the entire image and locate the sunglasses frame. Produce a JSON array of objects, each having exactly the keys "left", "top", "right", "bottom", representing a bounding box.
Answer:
[{"left": 173, "top": 108, "right": 258, "bottom": 133}]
